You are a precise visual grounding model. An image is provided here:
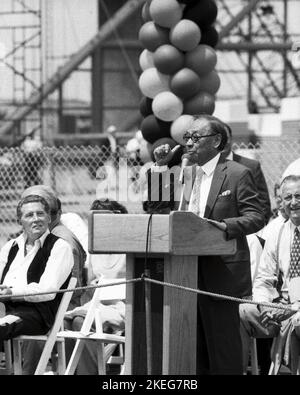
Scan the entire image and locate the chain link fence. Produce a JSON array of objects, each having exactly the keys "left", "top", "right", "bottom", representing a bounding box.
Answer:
[{"left": 0, "top": 139, "right": 299, "bottom": 247}]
